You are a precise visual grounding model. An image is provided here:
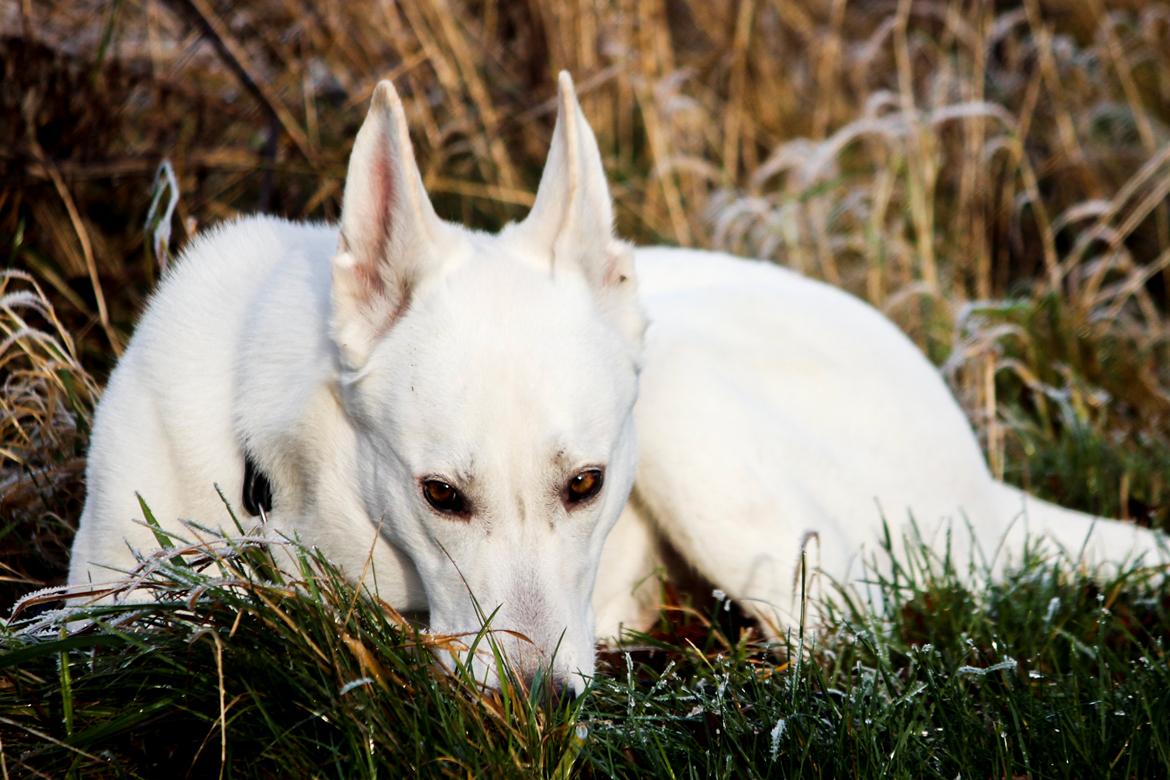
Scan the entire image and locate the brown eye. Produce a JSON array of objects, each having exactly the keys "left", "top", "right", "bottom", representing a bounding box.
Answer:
[
  {"left": 422, "top": 479, "right": 469, "bottom": 517},
  {"left": 565, "top": 468, "right": 604, "bottom": 505}
]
